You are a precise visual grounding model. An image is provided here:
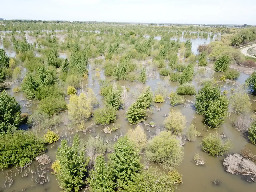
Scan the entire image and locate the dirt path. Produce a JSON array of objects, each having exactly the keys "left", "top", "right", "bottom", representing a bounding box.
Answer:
[{"left": 240, "top": 44, "right": 256, "bottom": 58}]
